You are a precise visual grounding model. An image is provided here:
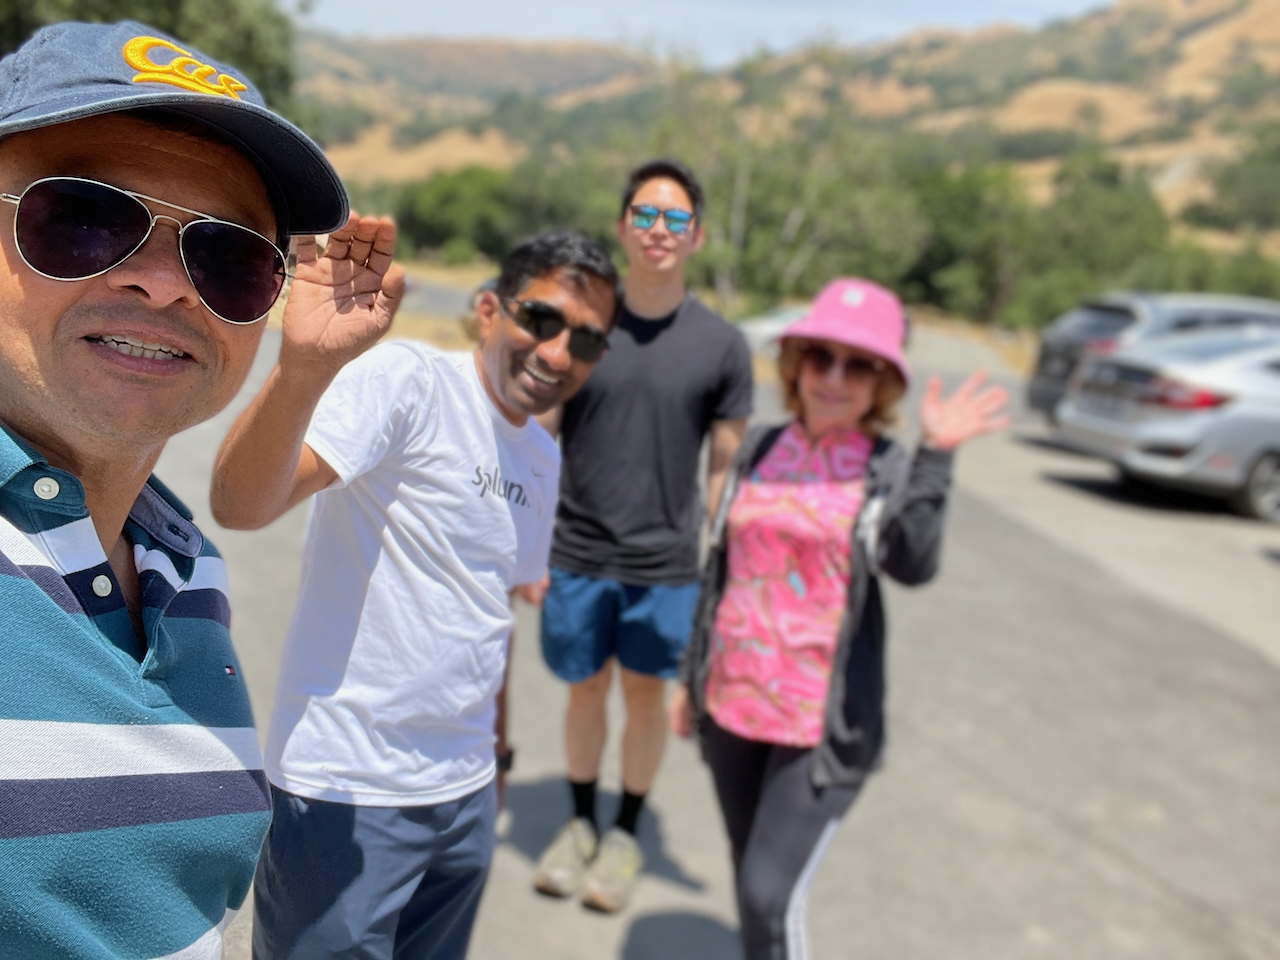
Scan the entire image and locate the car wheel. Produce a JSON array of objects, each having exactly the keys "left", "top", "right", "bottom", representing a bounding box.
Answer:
[{"left": 1232, "top": 452, "right": 1280, "bottom": 523}]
